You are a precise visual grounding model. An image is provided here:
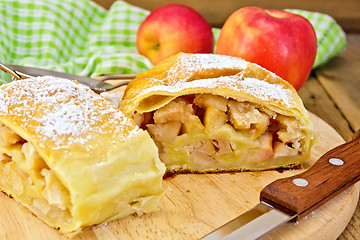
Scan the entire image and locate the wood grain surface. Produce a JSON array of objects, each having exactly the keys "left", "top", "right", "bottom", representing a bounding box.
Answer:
[
  {"left": 93, "top": 0, "right": 360, "bottom": 32},
  {"left": 298, "top": 34, "right": 360, "bottom": 240},
  {"left": 2, "top": 2, "right": 359, "bottom": 235},
  {"left": 0, "top": 114, "right": 358, "bottom": 239}
]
